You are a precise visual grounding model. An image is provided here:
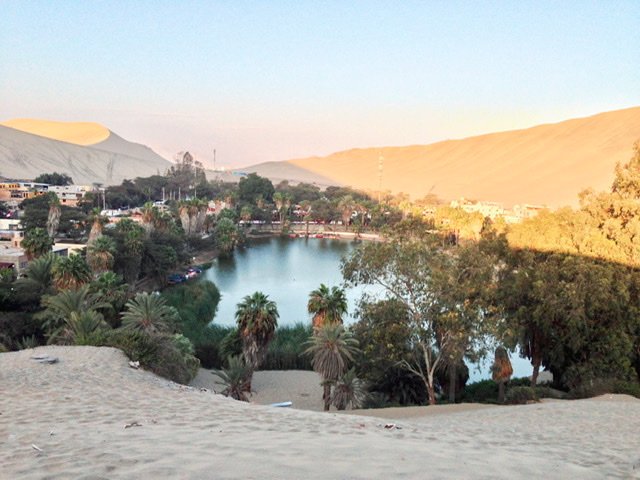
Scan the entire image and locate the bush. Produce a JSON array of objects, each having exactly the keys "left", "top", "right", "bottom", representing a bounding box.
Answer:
[
  {"left": 461, "top": 379, "right": 499, "bottom": 403},
  {"left": 505, "top": 386, "right": 538, "bottom": 404},
  {"left": 263, "top": 323, "right": 313, "bottom": 370},
  {"left": 95, "top": 330, "right": 199, "bottom": 384},
  {"left": 534, "top": 386, "right": 568, "bottom": 400},
  {"left": 569, "top": 378, "right": 640, "bottom": 399},
  {"left": 612, "top": 380, "right": 640, "bottom": 398}
]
